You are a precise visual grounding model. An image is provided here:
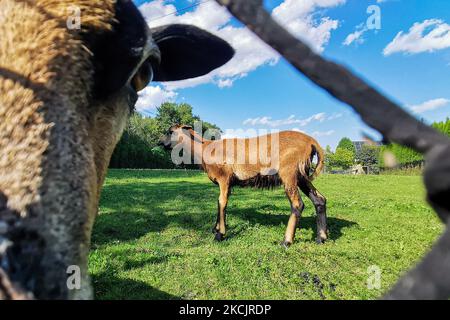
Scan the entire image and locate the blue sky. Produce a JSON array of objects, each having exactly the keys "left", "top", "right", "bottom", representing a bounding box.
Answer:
[{"left": 134, "top": 0, "right": 450, "bottom": 149}]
